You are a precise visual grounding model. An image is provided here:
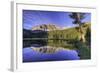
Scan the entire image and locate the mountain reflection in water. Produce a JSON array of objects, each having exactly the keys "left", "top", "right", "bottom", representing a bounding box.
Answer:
[{"left": 23, "top": 46, "right": 80, "bottom": 62}]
